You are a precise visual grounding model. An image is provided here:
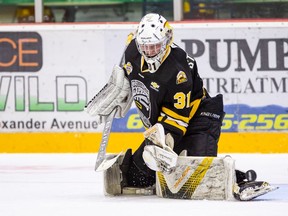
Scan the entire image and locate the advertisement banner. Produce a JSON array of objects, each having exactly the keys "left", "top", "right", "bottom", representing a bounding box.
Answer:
[
  {"left": 0, "top": 22, "right": 287, "bottom": 153},
  {"left": 113, "top": 22, "right": 288, "bottom": 133},
  {"left": 0, "top": 25, "right": 134, "bottom": 133}
]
